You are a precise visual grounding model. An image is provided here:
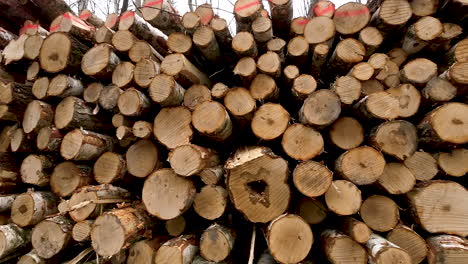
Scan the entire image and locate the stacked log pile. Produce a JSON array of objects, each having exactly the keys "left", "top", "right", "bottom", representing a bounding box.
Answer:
[{"left": 0, "top": 0, "right": 467, "bottom": 263}]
